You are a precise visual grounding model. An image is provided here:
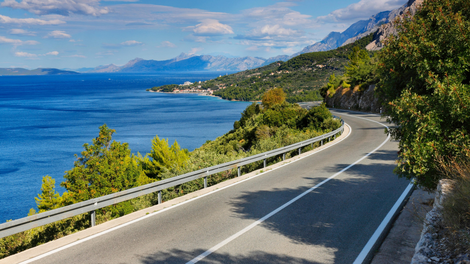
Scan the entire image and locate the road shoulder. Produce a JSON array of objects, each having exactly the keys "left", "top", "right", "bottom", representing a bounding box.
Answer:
[{"left": 371, "top": 188, "right": 434, "bottom": 264}]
